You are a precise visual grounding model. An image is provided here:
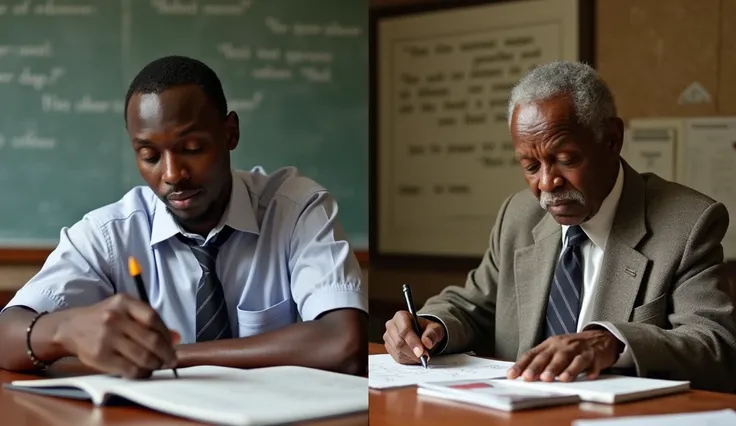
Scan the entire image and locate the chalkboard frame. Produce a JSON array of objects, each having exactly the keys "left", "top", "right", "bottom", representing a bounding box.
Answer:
[{"left": 369, "top": 0, "right": 597, "bottom": 271}]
